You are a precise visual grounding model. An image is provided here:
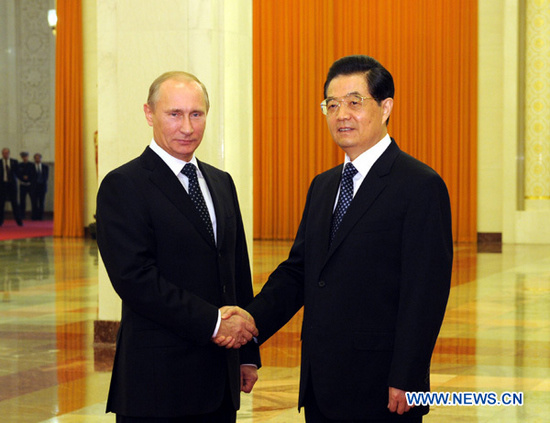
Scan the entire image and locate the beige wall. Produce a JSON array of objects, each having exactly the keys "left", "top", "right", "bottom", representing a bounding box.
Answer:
[
  {"left": 478, "top": 0, "right": 550, "bottom": 243},
  {"left": 88, "top": 0, "right": 253, "bottom": 321},
  {"left": 478, "top": 0, "right": 506, "bottom": 235},
  {"left": 83, "top": 0, "right": 98, "bottom": 228}
]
